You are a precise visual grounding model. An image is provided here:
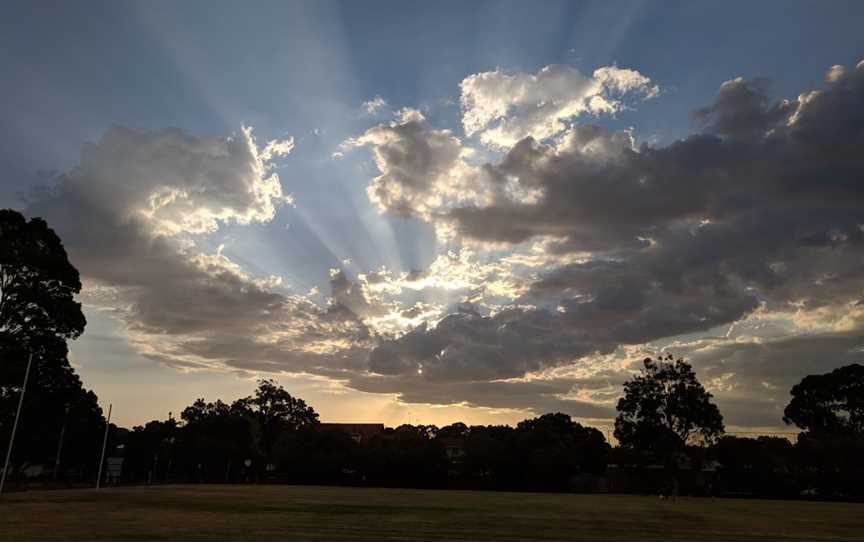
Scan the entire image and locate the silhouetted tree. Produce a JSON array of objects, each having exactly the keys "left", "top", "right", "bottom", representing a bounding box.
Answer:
[
  {"left": 0, "top": 341, "right": 104, "bottom": 482},
  {"left": 166, "top": 380, "right": 319, "bottom": 482},
  {"left": 178, "top": 398, "right": 258, "bottom": 482},
  {"left": 274, "top": 425, "right": 359, "bottom": 484},
  {"left": 0, "top": 209, "right": 85, "bottom": 348},
  {"left": 615, "top": 355, "right": 724, "bottom": 453},
  {"left": 515, "top": 413, "right": 610, "bottom": 490},
  {"left": 234, "top": 379, "right": 319, "bottom": 461},
  {"left": 0, "top": 210, "right": 100, "bottom": 483},
  {"left": 782, "top": 365, "right": 864, "bottom": 499},
  {"left": 783, "top": 364, "right": 864, "bottom": 436},
  {"left": 462, "top": 424, "right": 518, "bottom": 488},
  {"left": 437, "top": 422, "right": 469, "bottom": 440},
  {"left": 794, "top": 431, "right": 864, "bottom": 499},
  {"left": 362, "top": 424, "right": 447, "bottom": 488},
  {"left": 712, "top": 436, "right": 796, "bottom": 498},
  {"left": 456, "top": 415, "right": 609, "bottom": 491},
  {"left": 121, "top": 417, "right": 179, "bottom": 483}
]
